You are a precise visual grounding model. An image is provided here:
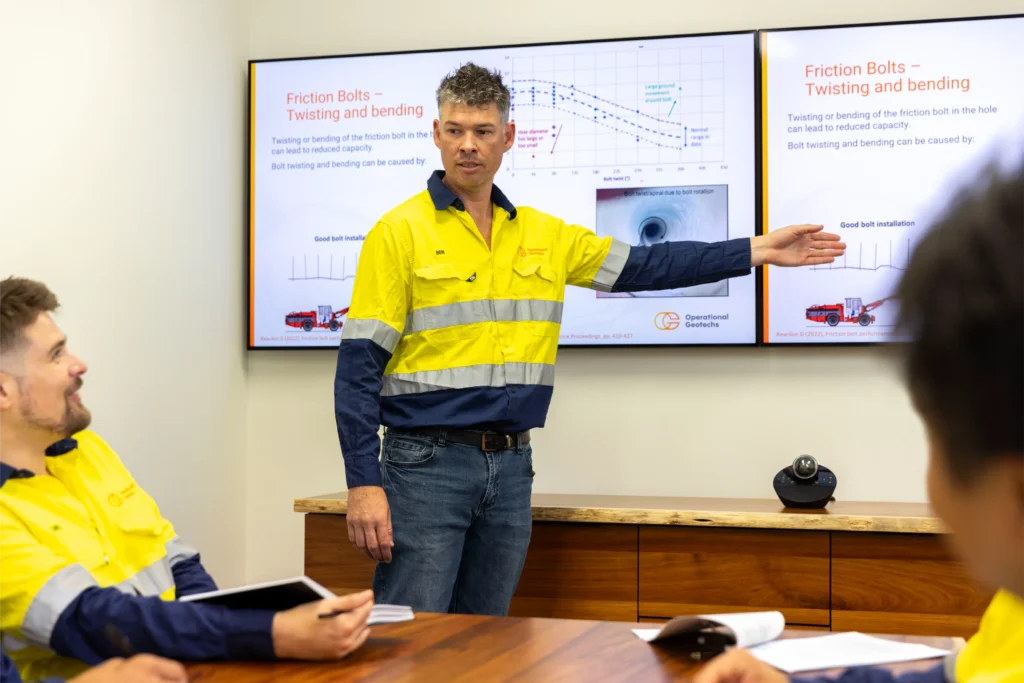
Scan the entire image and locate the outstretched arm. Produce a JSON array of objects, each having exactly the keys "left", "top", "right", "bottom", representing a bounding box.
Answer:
[{"left": 565, "top": 223, "right": 845, "bottom": 292}]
